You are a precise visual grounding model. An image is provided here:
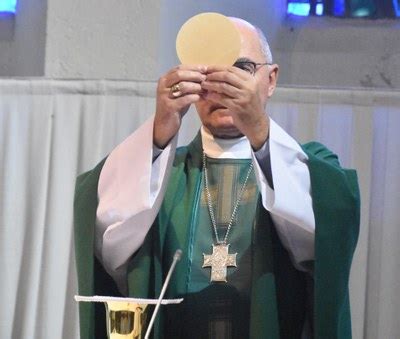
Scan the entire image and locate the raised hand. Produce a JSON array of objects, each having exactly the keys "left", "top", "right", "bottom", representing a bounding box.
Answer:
[
  {"left": 201, "top": 65, "right": 277, "bottom": 150},
  {"left": 153, "top": 65, "right": 207, "bottom": 148}
]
